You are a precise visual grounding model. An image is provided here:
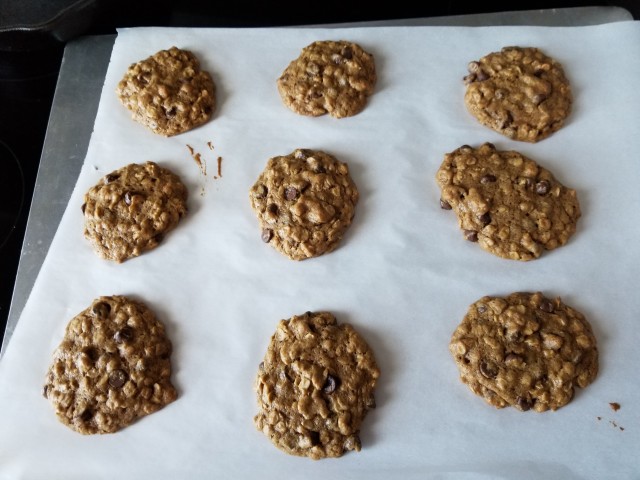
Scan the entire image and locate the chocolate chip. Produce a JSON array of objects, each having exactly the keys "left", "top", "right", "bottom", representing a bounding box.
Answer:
[
  {"left": 477, "top": 304, "right": 487, "bottom": 314},
  {"left": 480, "top": 174, "right": 497, "bottom": 184},
  {"left": 464, "top": 230, "right": 478, "bottom": 242},
  {"left": 261, "top": 229, "right": 273, "bottom": 243},
  {"left": 539, "top": 298, "right": 554, "bottom": 313},
  {"left": 124, "top": 192, "right": 132, "bottom": 205},
  {"left": 83, "top": 346, "right": 99, "bottom": 362},
  {"left": 104, "top": 173, "right": 119, "bottom": 183},
  {"left": 341, "top": 46, "right": 353, "bottom": 59},
  {"left": 479, "top": 361, "right": 498, "bottom": 379},
  {"left": 476, "top": 70, "right": 489, "bottom": 81},
  {"left": 285, "top": 187, "right": 299, "bottom": 201},
  {"left": 114, "top": 326, "right": 134, "bottom": 343},
  {"left": 79, "top": 409, "right": 94, "bottom": 422},
  {"left": 314, "top": 165, "right": 326, "bottom": 174},
  {"left": 516, "top": 396, "right": 533, "bottom": 411},
  {"left": 502, "top": 111, "right": 513, "bottom": 128},
  {"left": 309, "top": 431, "right": 321, "bottom": 446},
  {"left": 165, "top": 107, "right": 177, "bottom": 117},
  {"left": 43, "top": 385, "right": 49, "bottom": 398},
  {"left": 323, "top": 374, "right": 340, "bottom": 394},
  {"left": 108, "top": 369, "right": 128, "bottom": 389},
  {"left": 267, "top": 203, "right": 278, "bottom": 215},
  {"left": 484, "top": 142, "right": 496, "bottom": 150},
  {"left": 532, "top": 93, "right": 548, "bottom": 106},
  {"left": 154, "top": 233, "right": 164, "bottom": 244},
  {"left": 440, "top": 198, "right": 452, "bottom": 210},
  {"left": 478, "top": 212, "right": 491, "bottom": 226},
  {"left": 535, "top": 180, "right": 551, "bottom": 195},
  {"left": 91, "top": 301, "right": 111, "bottom": 318},
  {"left": 81, "top": 203, "right": 86, "bottom": 214}
]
